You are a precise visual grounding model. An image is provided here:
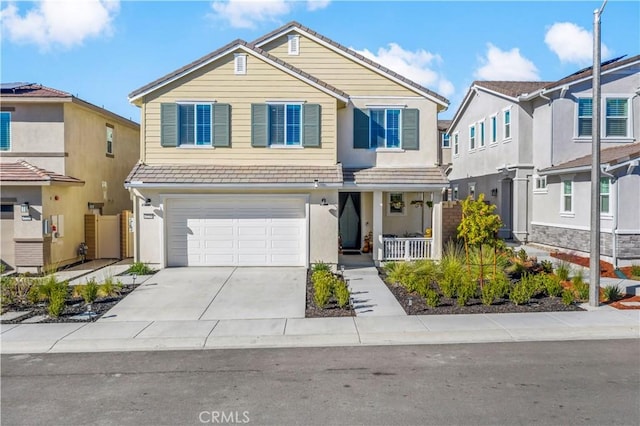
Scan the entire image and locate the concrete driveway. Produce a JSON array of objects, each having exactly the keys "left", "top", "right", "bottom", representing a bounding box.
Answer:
[{"left": 99, "top": 267, "right": 306, "bottom": 322}]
